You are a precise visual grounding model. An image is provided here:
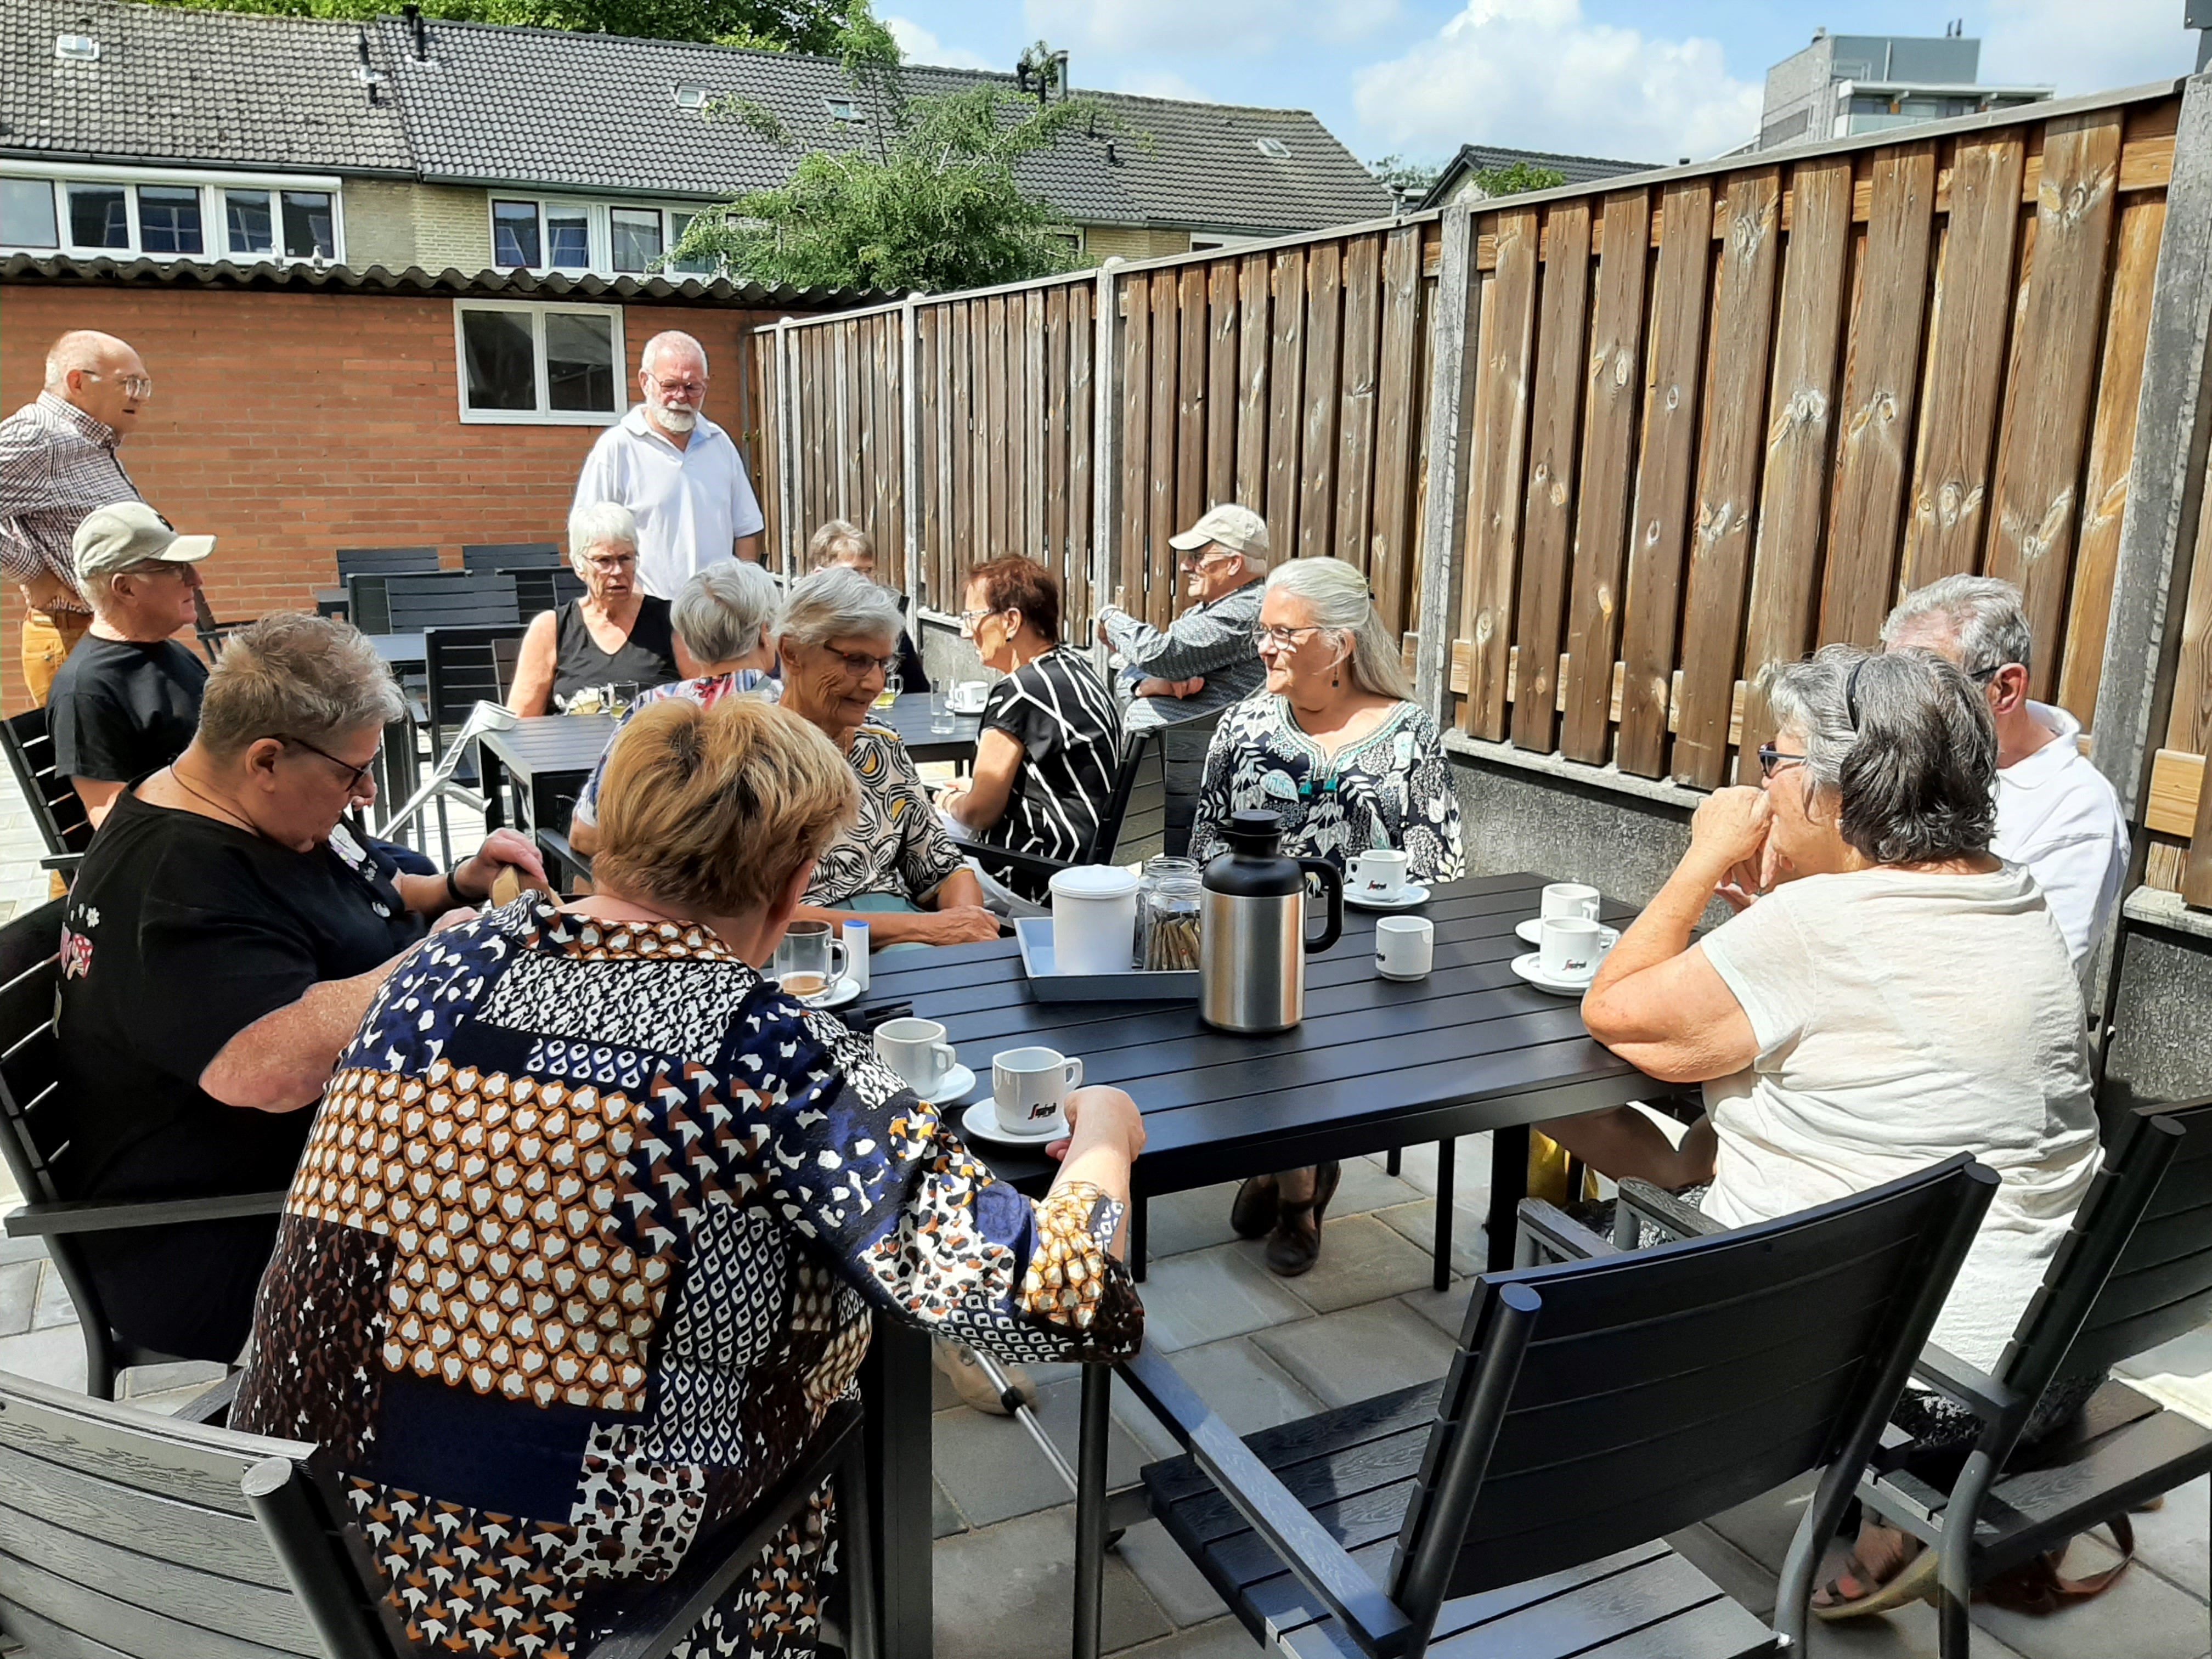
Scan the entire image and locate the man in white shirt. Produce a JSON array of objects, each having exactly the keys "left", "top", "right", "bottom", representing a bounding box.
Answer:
[
  {"left": 1882, "top": 574, "right": 2129, "bottom": 977},
  {"left": 572, "top": 331, "right": 764, "bottom": 599}
]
